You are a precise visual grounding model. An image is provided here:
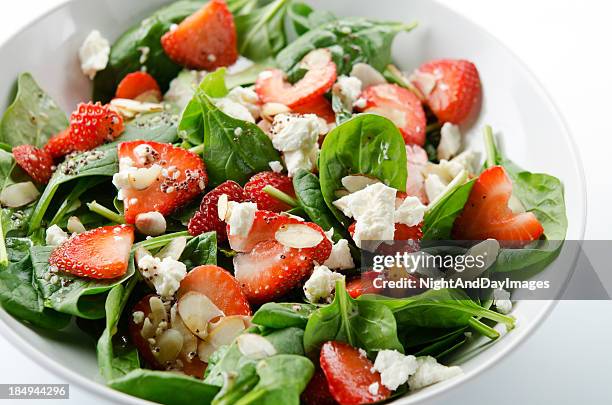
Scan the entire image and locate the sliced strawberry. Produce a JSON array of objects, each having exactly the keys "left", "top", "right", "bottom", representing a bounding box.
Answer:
[
  {"left": 244, "top": 171, "right": 296, "bottom": 213},
  {"left": 177, "top": 265, "right": 251, "bottom": 316},
  {"left": 255, "top": 49, "right": 337, "bottom": 108},
  {"left": 413, "top": 59, "right": 481, "bottom": 124},
  {"left": 44, "top": 102, "right": 124, "bottom": 159},
  {"left": 227, "top": 210, "right": 296, "bottom": 253},
  {"left": 12, "top": 144, "right": 54, "bottom": 184},
  {"left": 293, "top": 96, "right": 336, "bottom": 123},
  {"left": 405, "top": 144, "right": 429, "bottom": 204},
  {"left": 161, "top": 0, "right": 238, "bottom": 70},
  {"left": 302, "top": 367, "right": 338, "bottom": 405},
  {"left": 357, "top": 84, "right": 426, "bottom": 146},
  {"left": 452, "top": 166, "right": 544, "bottom": 247},
  {"left": 346, "top": 272, "right": 383, "bottom": 299},
  {"left": 49, "top": 225, "right": 134, "bottom": 279},
  {"left": 115, "top": 72, "right": 162, "bottom": 101},
  {"left": 320, "top": 341, "right": 391, "bottom": 404},
  {"left": 188, "top": 181, "right": 245, "bottom": 241},
  {"left": 117, "top": 141, "right": 207, "bottom": 224}
]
